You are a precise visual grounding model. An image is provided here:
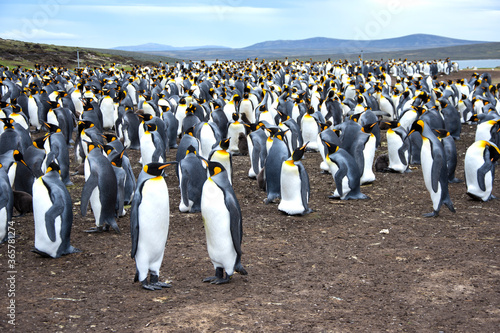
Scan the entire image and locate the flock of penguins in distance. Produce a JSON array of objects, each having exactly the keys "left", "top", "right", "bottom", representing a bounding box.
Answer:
[{"left": 0, "top": 57, "right": 499, "bottom": 290}]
